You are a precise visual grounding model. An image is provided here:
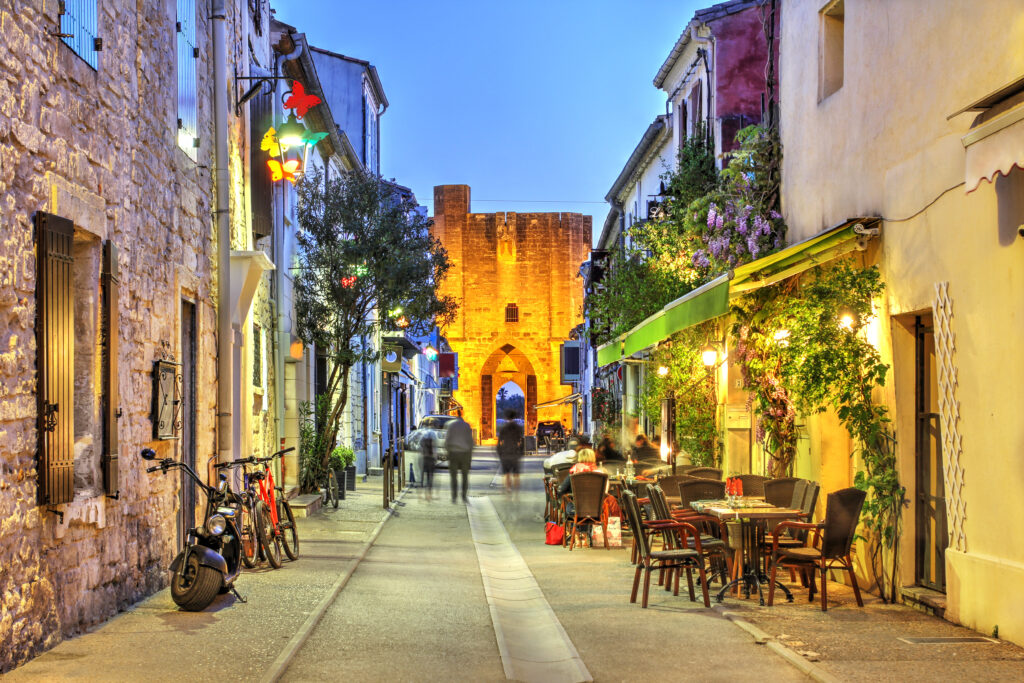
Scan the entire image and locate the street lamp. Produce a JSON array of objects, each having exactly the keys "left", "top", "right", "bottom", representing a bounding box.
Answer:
[{"left": 701, "top": 344, "right": 718, "bottom": 368}]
